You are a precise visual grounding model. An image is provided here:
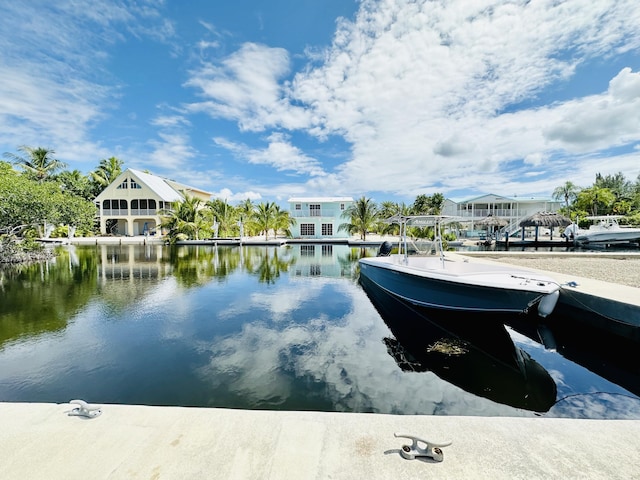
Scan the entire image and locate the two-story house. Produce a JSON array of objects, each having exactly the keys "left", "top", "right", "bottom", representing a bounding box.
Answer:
[
  {"left": 288, "top": 197, "right": 354, "bottom": 239},
  {"left": 442, "top": 193, "right": 562, "bottom": 236},
  {"left": 94, "top": 168, "right": 212, "bottom": 236}
]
